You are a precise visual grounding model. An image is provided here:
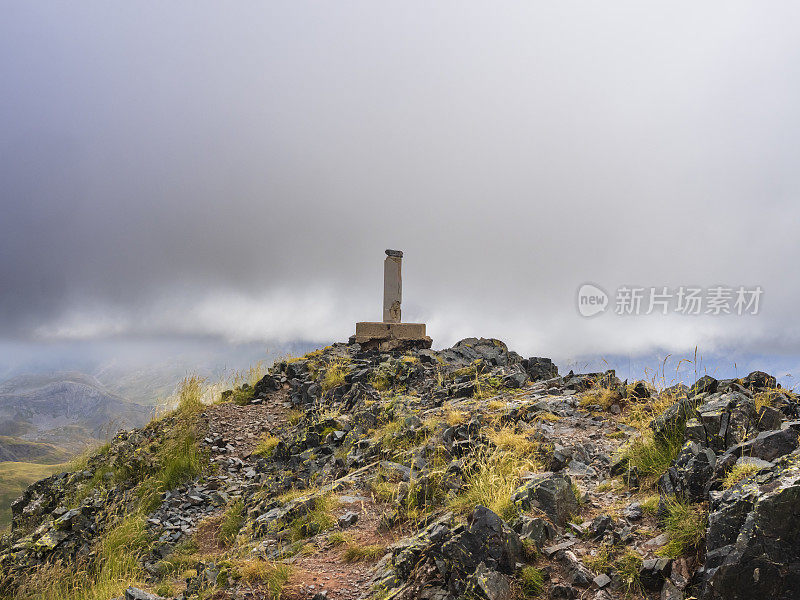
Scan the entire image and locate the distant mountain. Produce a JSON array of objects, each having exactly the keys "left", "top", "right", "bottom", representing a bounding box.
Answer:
[
  {"left": 0, "top": 436, "right": 69, "bottom": 463},
  {"left": 0, "top": 371, "right": 152, "bottom": 454}
]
